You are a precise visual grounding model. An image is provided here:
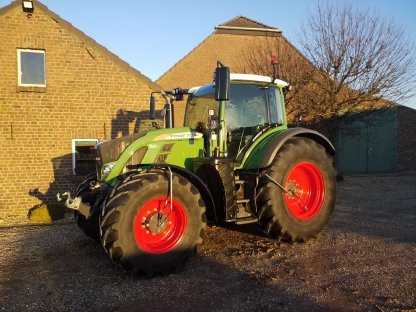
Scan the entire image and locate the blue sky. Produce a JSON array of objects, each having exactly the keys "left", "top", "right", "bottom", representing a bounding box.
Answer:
[{"left": 1, "top": 0, "right": 415, "bottom": 107}]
